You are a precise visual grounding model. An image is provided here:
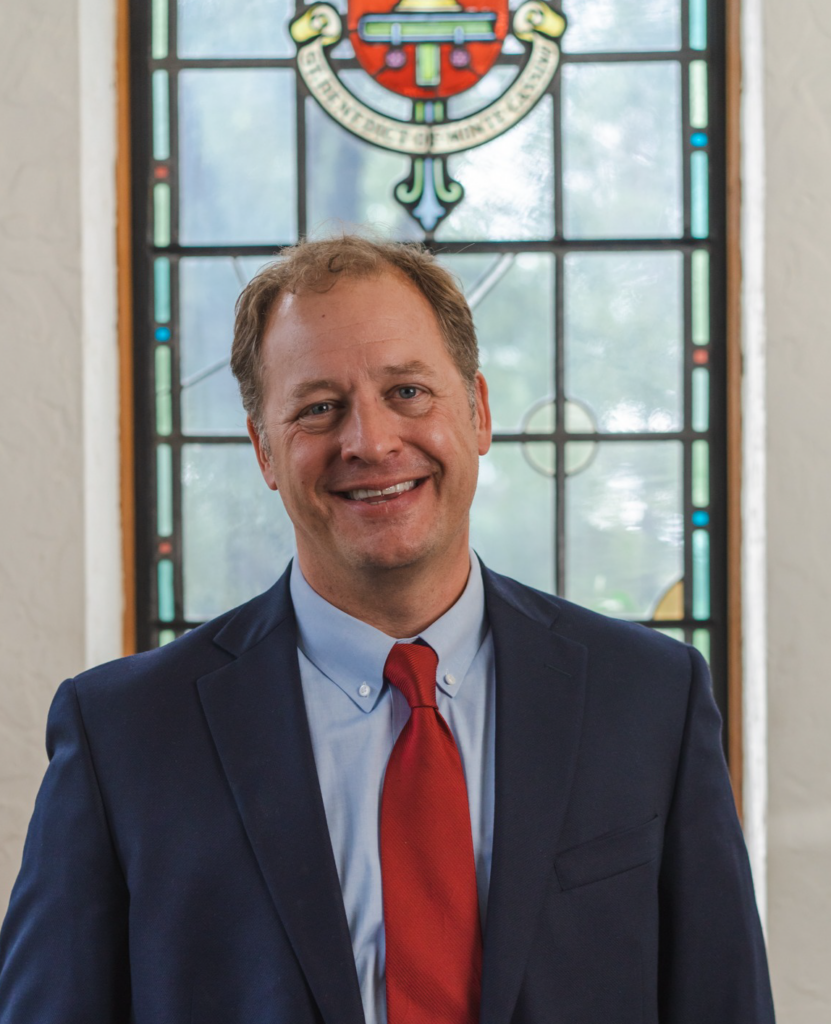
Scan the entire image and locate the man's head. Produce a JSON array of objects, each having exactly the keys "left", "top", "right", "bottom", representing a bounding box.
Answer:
[{"left": 231, "top": 235, "right": 491, "bottom": 605}]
